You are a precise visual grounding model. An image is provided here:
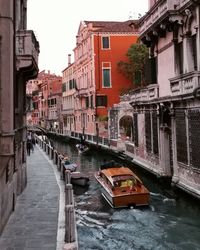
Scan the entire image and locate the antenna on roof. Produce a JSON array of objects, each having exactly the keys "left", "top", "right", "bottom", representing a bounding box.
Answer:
[{"left": 129, "top": 11, "right": 141, "bottom": 20}]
